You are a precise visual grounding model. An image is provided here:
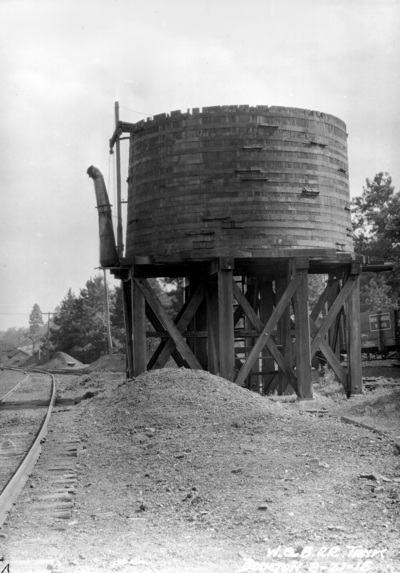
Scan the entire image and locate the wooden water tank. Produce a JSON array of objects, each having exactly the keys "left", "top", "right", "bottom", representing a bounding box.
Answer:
[{"left": 126, "top": 105, "right": 353, "bottom": 258}]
